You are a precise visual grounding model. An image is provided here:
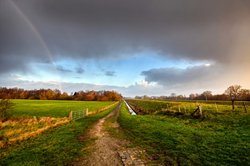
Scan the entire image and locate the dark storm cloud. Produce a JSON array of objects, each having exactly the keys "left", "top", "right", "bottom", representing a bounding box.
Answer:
[
  {"left": 142, "top": 65, "right": 221, "bottom": 87},
  {"left": 0, "top": 0, "right": 53, "bottom": 73},
  {"left": 1, "top": 0, "right": 250, "bottom": 74},
  {"left": 75, "top": 67, "right": 85, "bottom": 74},
  {"left": 56, "top": 65, "right": 72, "bottom": 73},
  {"left": 56, "top": 66, "right": 85, "bottom": 74},
  {"left": 105, "top": 71, "right": 116, "bottom": 77}
]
